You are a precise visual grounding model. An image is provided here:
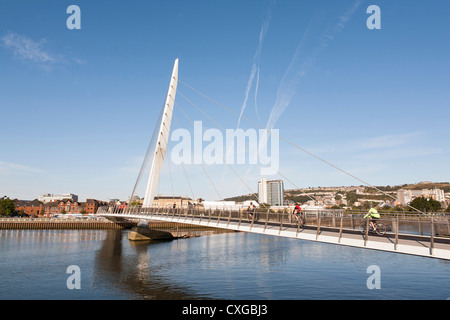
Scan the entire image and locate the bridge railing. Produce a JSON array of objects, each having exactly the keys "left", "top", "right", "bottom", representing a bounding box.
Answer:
[{"left": 98, "top": 205, "right": 450, "bottom": 239}]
